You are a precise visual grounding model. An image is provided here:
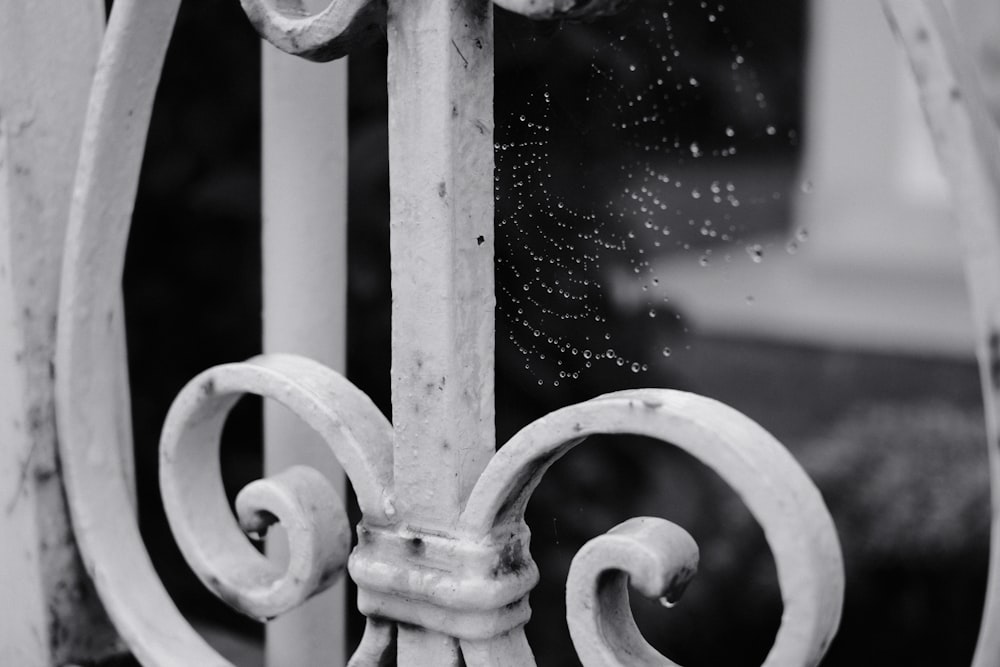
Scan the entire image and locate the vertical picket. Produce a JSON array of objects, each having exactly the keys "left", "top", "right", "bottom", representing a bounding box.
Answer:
[
  {"left": 0, "top": 1, "right": 129, "bottom": 664},
  {"left": 261, "top": 42, "right": 350, "bottom": 667},
  {"left": 385, "top": 0, "right": 495, "bottom": 660}
]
